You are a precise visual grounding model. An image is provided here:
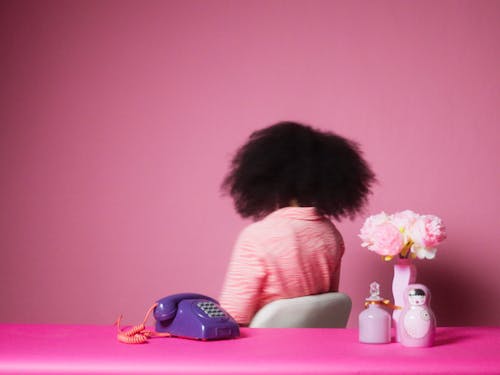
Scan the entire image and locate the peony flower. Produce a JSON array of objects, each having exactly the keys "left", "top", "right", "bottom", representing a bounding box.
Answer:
[
  {"left": 411, "top": 244, "right": 438, "bottom": 260},
  {"left": 359, "top": 212, "right": 390, "bottom": 248},
  {"left": 391, "top": 210, "right": 419, "bottom": 240},
  {"left": 360, "top": 214, "right": 405, "bottom": 256},
  {"left": 410, "top": 214, "right": 447, "bottom": 251}
]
